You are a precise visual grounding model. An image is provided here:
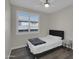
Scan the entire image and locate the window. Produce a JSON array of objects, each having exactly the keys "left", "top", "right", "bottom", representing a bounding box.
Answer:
[
  {"left": 16, "top": 11, "right": 39, "bottom": 34},
  {"left": 30, "top": 16, "right": 39, "bottom": 32}
]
